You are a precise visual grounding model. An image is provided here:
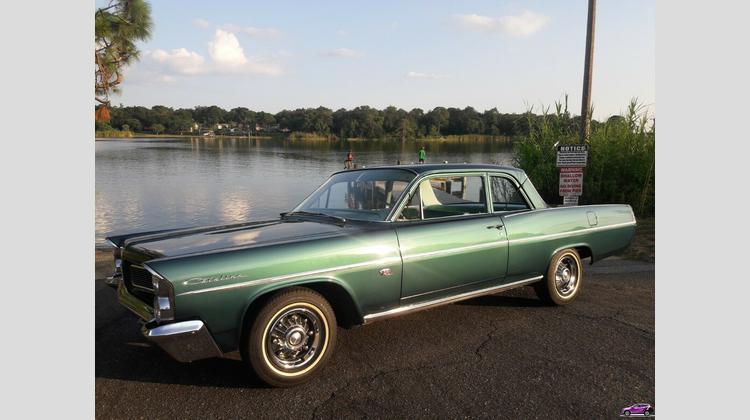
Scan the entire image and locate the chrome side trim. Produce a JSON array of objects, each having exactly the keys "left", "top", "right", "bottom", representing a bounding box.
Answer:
[
  {"left": 401, "top": 240, "right": 507, "bottom": 261},
  {"left": 502, "top": 204, "right": 636, "bottom": 218},
  {"left": 363, "top": 275, "right": 543, "bottom": 324},
  {"left": 506, "top": 221, "right": 636, "bottom": 245},
  {"left": 176, "top": 256, "right": 402, "bottom": 297},
  {"left": 142, "top": 320, "right": 223, "bottom": 363}
]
